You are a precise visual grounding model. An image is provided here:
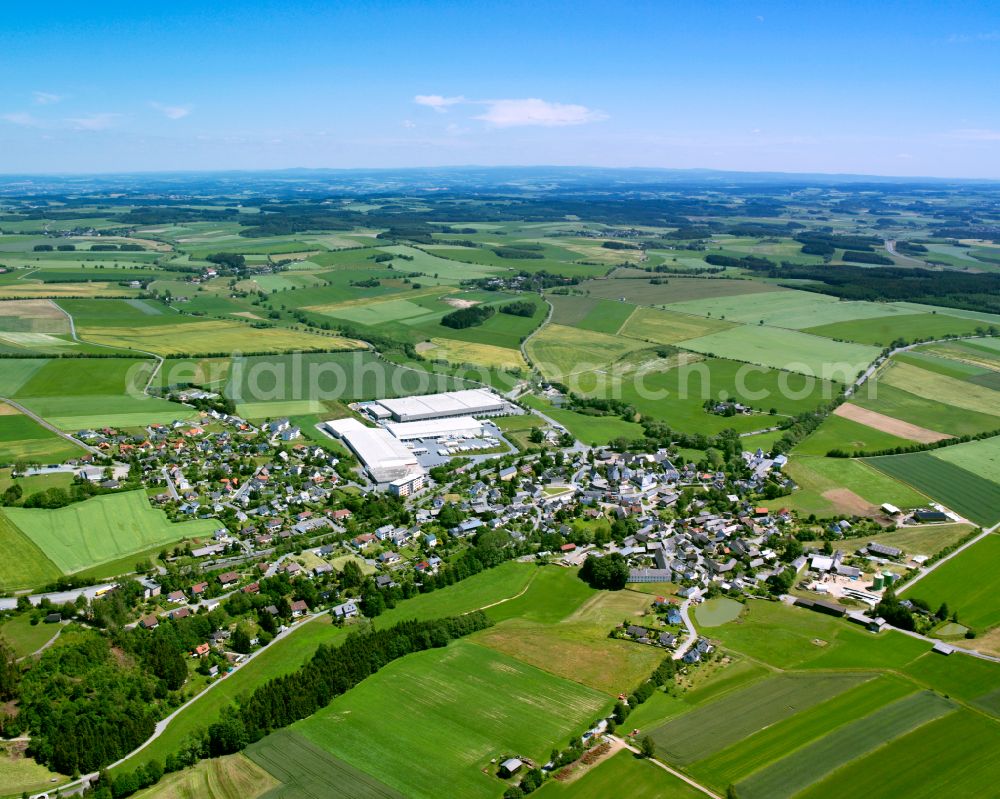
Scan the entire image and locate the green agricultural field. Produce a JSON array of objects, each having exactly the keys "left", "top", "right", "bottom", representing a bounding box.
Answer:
[
  {"left": 0, "top": 611, "right": 63, "bottom": 658},
  {"left": 804, "top": 312, "right": 989, "bottom": 345},
  {"left": 734, "top": 691, "right": 955, "bottom": 799},
  {"left": 879, "top": 360, "right": 1000, "bottom": 419},
  {"left": 3, "top": 490, "right": 218, "bottom": 575},
  {"left": 247, "top": 730, "right": 401, "bottom": 799},
  {"left": 931, "top": 434, "right": 1000, "bottom": 481},
  {"left": 618, "top": 306, "right": 736, "bottom": 344},
  {"left": 798, "top": 710, "right": 1000, "bottom": 799},
  {"left": 525, "top": 323, "right": 648, "bottom": 381},
  {"left": 474, "top": 572, "right": 665, "bottom": 694},
  {"left": 793, "top": 414, "right": 917, "bottom": 456},
  {"left": 0, "top": 509, "right": 61, "bottom": 590},
  {"left": 117, "top": 563, "right": 539, "bottom": 773},
  {"left": 863, "top": 452, "right": 1000, "bottom": 526},
  {"left": 576, "top": 276, "right": 783, "bottom": 305},
  {"left": 667, "top": 290, "right": 919, "bottom": 330},
  {"left": 133, "top": 753, "right": 278, "bottom": 799},
  {"left": 805, "top": 523, "right": 974, "bottom": 560},
  {"left": 901, "top": 534, "right": 1000, "bottom": 631},
  {"left": 588, "top": 355, "right": 838, "bottom": 436},
  {"left": 293, "top": 640, "right": 610, "bottom": 799},
  {"left": 781, "top": 455, "right": 930, "bottom": 517},
  {"left": 538, "top": 751, "right": 702, "bottom": 799},
  {"left": 646, "top": 672, "right": 872, "bottom": 765},
  {"left": 521, "top": 395, "right": 644, "bottom": 446},
  {"left": 548, "top": 294, "right": 636, "bottom": 334},
  {"left": 0, "top": 358, "right": 49, "bottom": 395},
  {"left": 707, "top": 599, "right": 928, "bottom": 671},
  {"left": 224, "top": 351, "right": 475, "bottom": 414},
  {"left": 7, "top": 357, "right": 195, "bottom": 429},
  {"left": 680, "top": 325, "right": 880, "bottom": 380},
  {"left": 0, "top": 404, "right": 85, "bottom": 463},
  {"left": 852, "top": 381, "right": 1000, "bottom": 437},
  {"left": 77, "top": 318, "right": 360, "bottom": 356},
  {"left": 687, "top": 675, "right": 915, "bottom": 793},
  {"left": 0, "top": 743, "right": 67, "bottom": 798}
]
